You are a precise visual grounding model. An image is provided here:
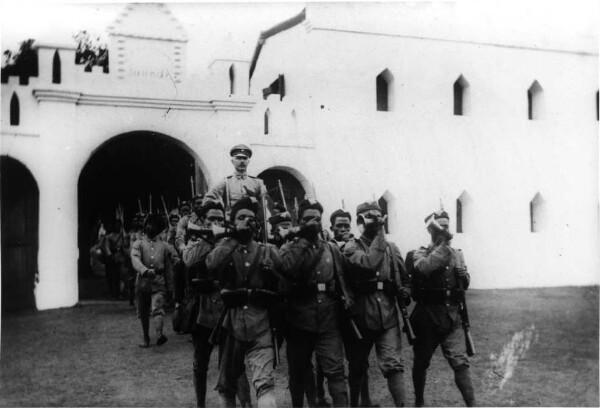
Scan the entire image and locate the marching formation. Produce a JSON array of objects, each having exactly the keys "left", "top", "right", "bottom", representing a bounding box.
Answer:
[{"left": 92, "top": 144, "right": 476, "bottom": 408}]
